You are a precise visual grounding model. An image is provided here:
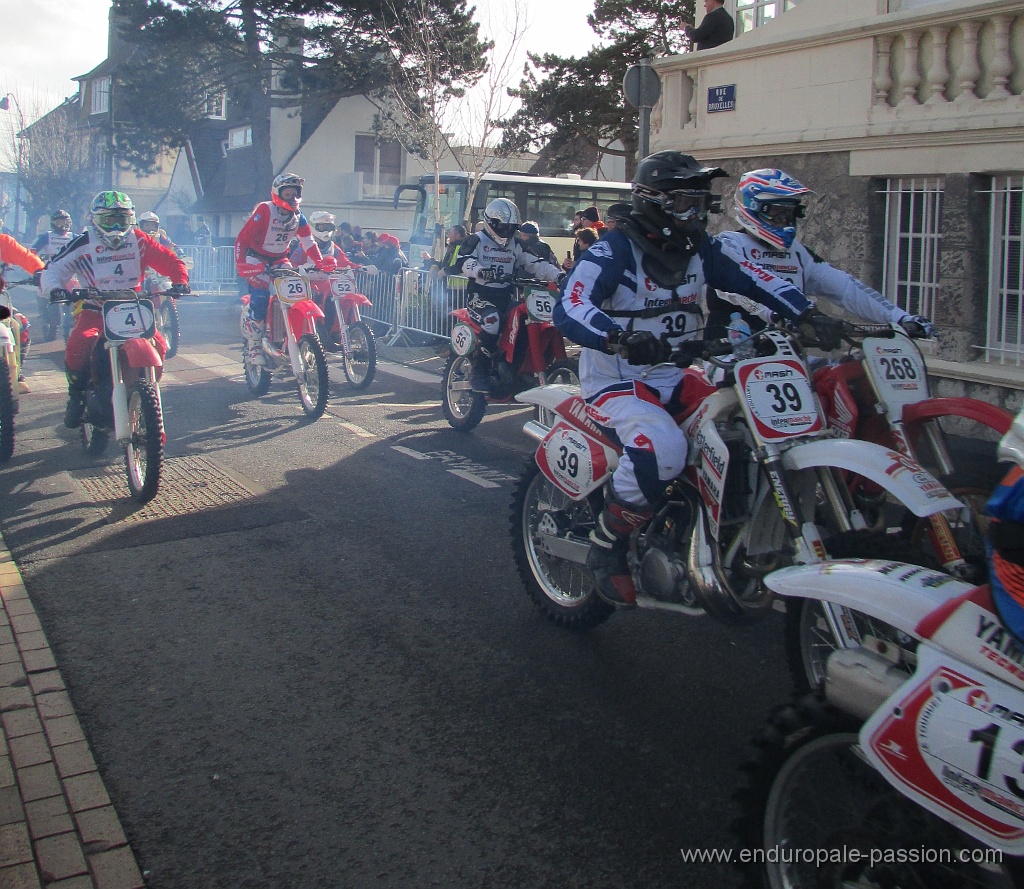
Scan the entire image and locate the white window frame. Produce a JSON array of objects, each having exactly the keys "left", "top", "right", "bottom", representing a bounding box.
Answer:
[
  {"left": 354, "top": 134, "right": 403, "bottom": 199},
  {"left": 90, "top": 76, "right": 110, "bottom": 115},
  {"left": 985, "top": 175, "right": 1024, "bottom": 366},
  {"left": 733, "top": 0, "right": 800, "bottom": 36},
  {"left": 226, "top": 126, "right": 252, "bottom": 150},
  {"left": 203, "top": 91, "right": 226, "bottom": 120},
  {"left": 882, "top": 177, "right": 944, "bottom": 320}
]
